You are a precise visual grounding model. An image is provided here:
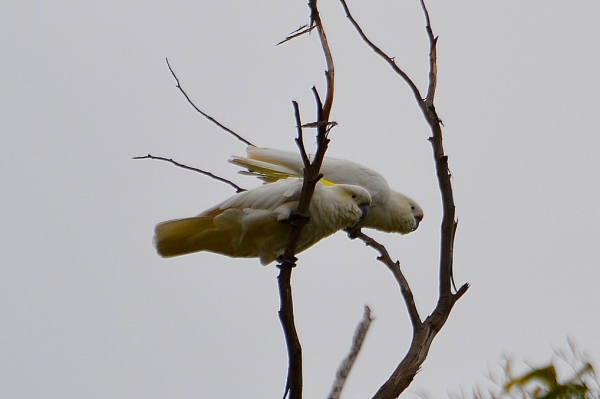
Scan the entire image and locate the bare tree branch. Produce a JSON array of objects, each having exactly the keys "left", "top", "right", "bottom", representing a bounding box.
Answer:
[
  {"left": 277, "top": 102, "right": 307, "bottom": 399},
  {"left": 338, "top": 0, "right": 424, "bottom": 106},
  {"left": 132, "top": 154, "right": 245, "bottom": 193},
  {"left": 308, "top": 1, "right": 335, "bottom": 119},
  {"left": 165, "top": 58, "right": 255, "bottom": 147},
  {"left": 419, "top": 0, "right": 438, "bottom": 106},
  {"left": 351, "top": 231, "right": 421, "bottom": 329},
  {"left": 276, "top": 2, "right": 337, "bottom": 398},
  {"left": 328, "top": 305, "right": 373, "bottom": 399},
  {"left": 338, "top": 1, "right": 469, "bottom": 398}
]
